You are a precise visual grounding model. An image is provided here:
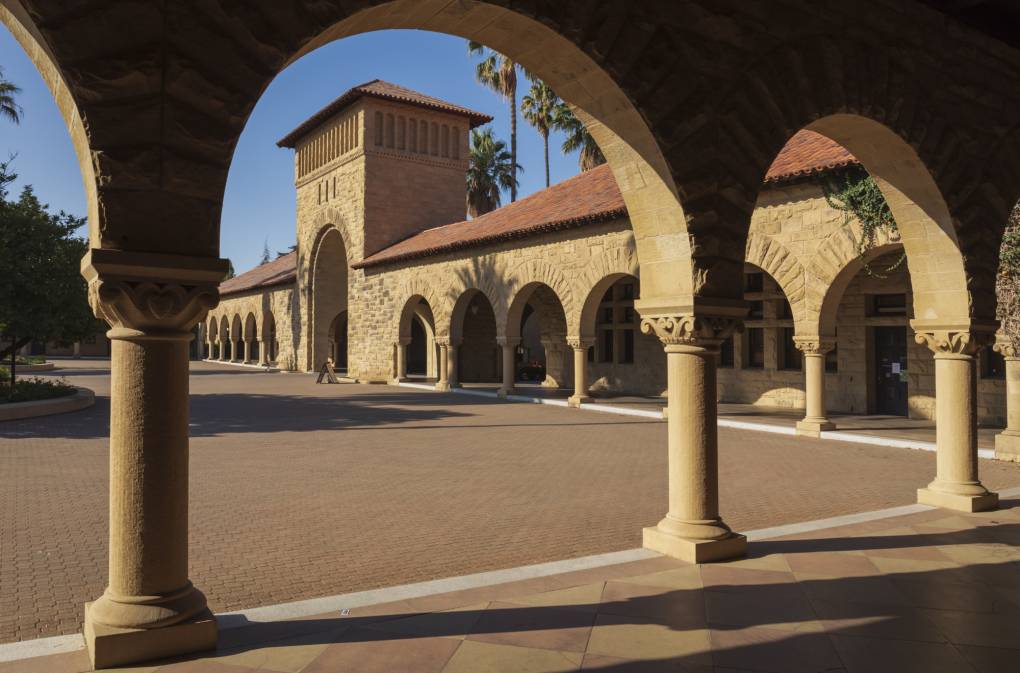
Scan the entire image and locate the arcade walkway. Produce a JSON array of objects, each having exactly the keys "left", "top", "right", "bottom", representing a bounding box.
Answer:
[
  {"left": 6, "top": 496, "right": 1020, "bottom": 672},
  {"left": 2, "top": 361, "right": 1019, "bottom": 658}
]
